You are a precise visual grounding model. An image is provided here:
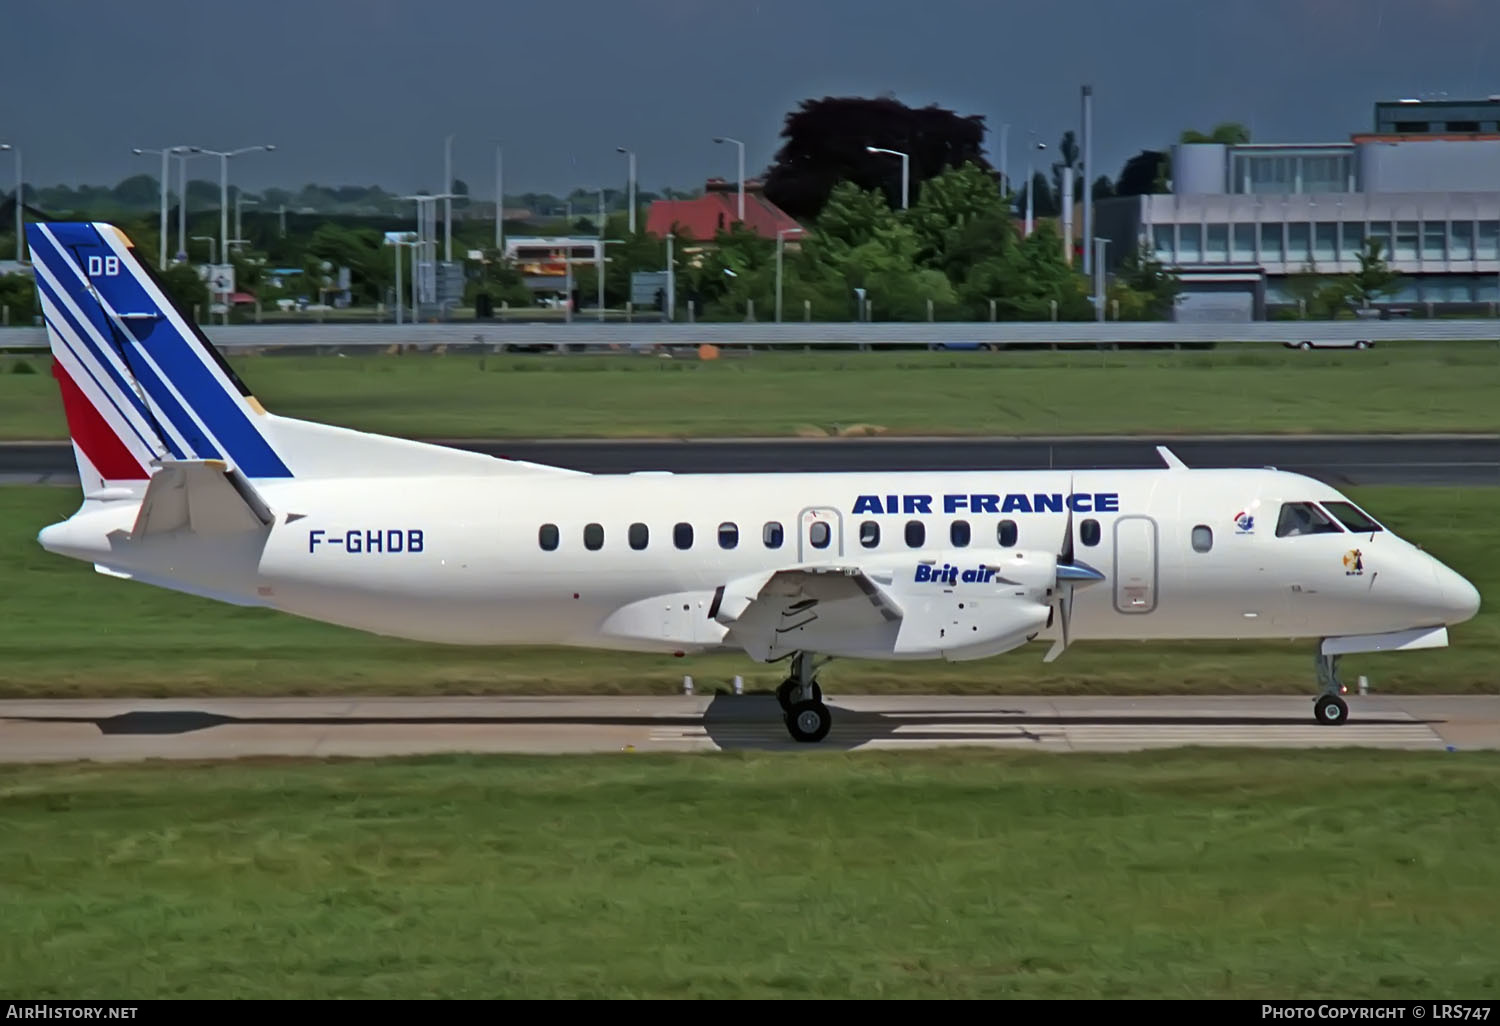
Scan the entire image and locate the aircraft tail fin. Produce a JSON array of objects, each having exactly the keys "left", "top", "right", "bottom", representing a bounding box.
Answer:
[{"left": 25, "top": 221, "right": 583, "bottom": 489}]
